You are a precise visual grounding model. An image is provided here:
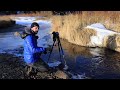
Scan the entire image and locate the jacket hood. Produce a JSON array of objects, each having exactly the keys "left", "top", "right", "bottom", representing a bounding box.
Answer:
[
  {"left": 21, "top": 26, "right": 39, "bottom": 39},
  {"left": 21, "top": 27, "right": 32, "bottom": 39}
]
